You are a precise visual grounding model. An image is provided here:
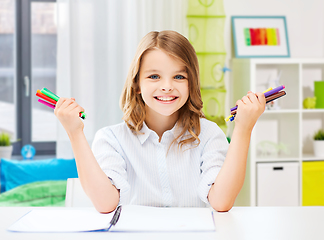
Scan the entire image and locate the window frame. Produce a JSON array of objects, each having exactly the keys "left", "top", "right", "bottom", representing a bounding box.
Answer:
[{"left": 13, "top": 0, "right": 57, "bottom": 156}]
